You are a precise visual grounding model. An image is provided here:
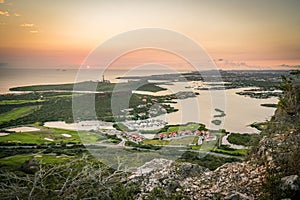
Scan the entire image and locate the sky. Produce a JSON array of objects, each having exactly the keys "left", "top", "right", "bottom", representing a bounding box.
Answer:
[{"left": 0, "top": 0, "right": 300, "bottom": 69}]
